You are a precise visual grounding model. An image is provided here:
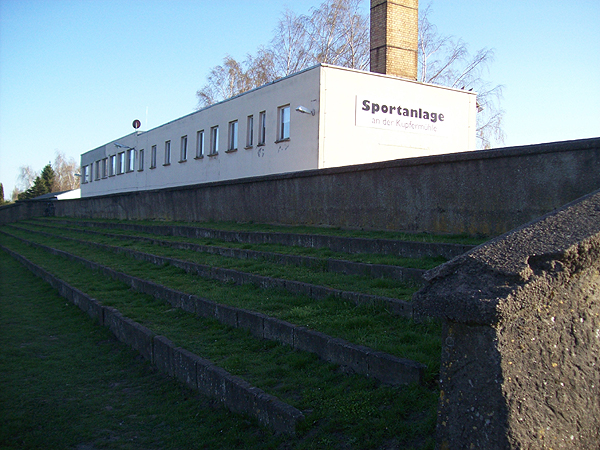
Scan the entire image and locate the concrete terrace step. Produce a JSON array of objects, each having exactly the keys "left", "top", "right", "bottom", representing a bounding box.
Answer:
[
  {"left": 1, "top": 230, "right": 426, "bottom": 387},
  {"left": 44, "top": 218, "right": 474, "bottom": 259},
  {"left": 13, "top": 224, "right": 414, "bottom": 316},
  {"left": 29, "top": 220, "right": 427, "bottom": 283},
  {"left": 1, "top": 244, "right": 305, "bottom": 434}
]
